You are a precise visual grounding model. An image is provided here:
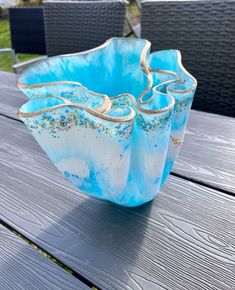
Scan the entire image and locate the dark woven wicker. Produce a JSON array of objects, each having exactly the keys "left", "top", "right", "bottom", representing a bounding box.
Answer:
[
  {"left": 9, "top": 7, "right": 46, "bottom": 54},
  {"left": 44, "top": 0, "right": 127, "bottom": 57},
  {"left": 141, "top": 0, "right": 235, "bottom": 117}
]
